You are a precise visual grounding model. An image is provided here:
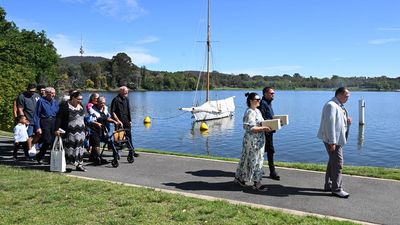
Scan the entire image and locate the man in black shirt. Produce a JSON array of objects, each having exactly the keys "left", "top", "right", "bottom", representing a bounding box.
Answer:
[
  {"left": 111, "top": 86, "right": 138, "bottom": 157},
  {"left": 258, "top": 87, "right": 280, "bottom": 180},
  {"left": 16, "top": 83, "right": 40, "bottom": 152}
]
